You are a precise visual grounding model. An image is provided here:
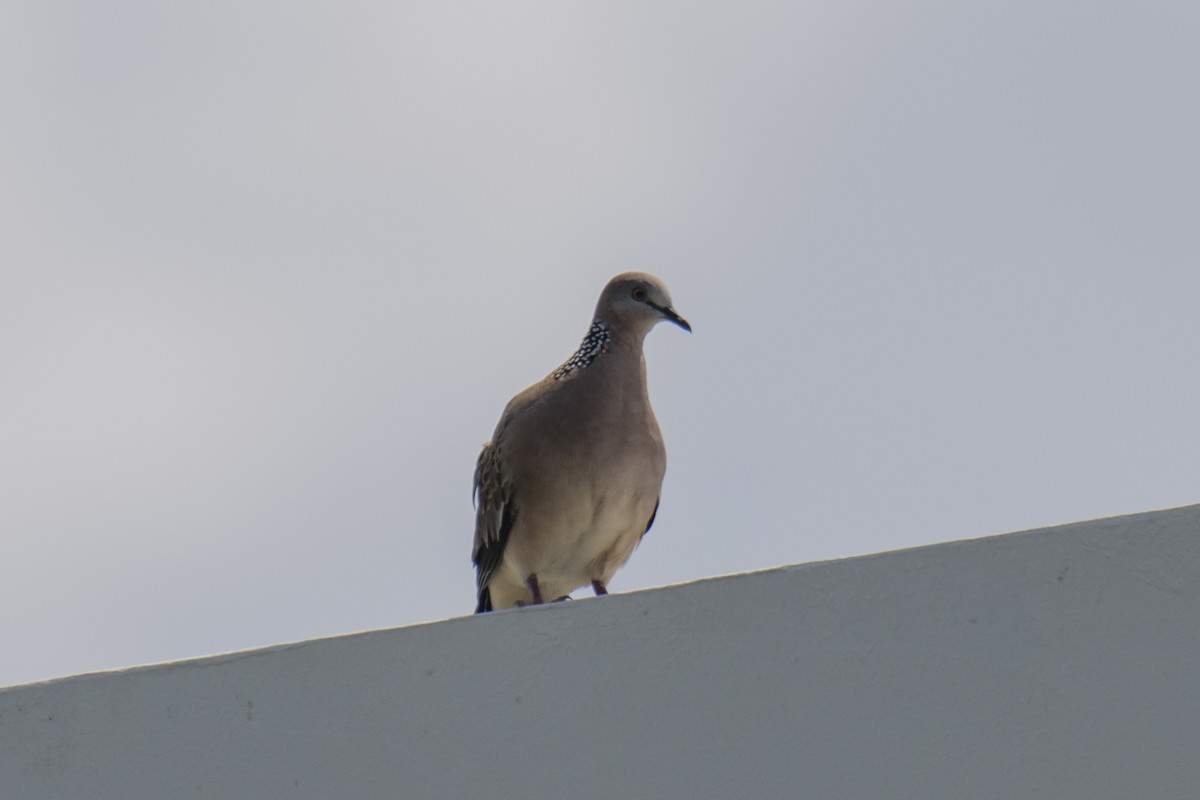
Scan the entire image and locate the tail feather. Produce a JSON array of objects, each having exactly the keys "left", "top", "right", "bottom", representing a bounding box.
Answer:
[{"left": 475, "top": 587, "right": 493, "bottom": 614}]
